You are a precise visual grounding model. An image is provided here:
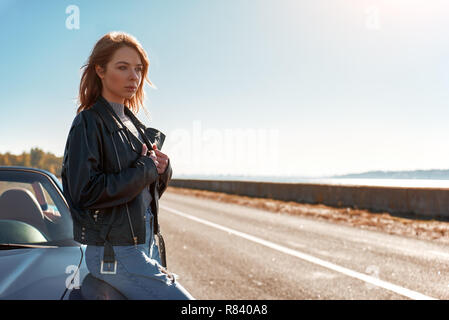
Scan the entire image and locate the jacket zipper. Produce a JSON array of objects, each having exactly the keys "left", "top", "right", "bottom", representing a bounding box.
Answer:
[{"left": 111, "top": 132, "right": 138, "bottom": 247}]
